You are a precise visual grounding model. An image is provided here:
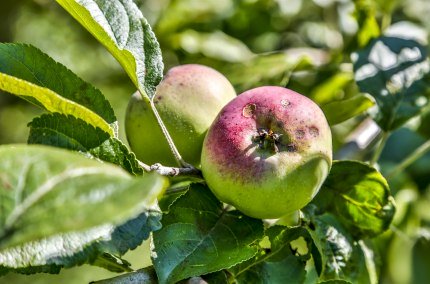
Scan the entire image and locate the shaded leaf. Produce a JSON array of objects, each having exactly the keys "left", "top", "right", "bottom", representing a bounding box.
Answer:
[
  {"left": 56, "top": 0, "right": 163, "bottom": 98},
  {"left": 352, "top": 36, "right": 430, "bottom": 130},
  {"left": 151, "top": 183, "right": 264, "bottom": 284},
  {"left": 91, "top": 266, "right": 158, "bottom": 284},
  {"left": 91, "top": 253, "right": 133, "bottom": 273},
  {"left": 0, "top": 43, "right": 116, "bottom": 135},
  {"left": 200, "top": 271, "right": 229, "bottom": 284},
  {"left": 158, "top": 183, "right": 190, "bottom": 213},
  {"left": 28, "top": 113, "right": 143, "bottom": 175},
  {"left": 0, "top": 144, "right": 166, "bottom": 249},
  {"left": 229, "top": 226, "right": 311, "bottom": 284},
  {"left": 312, "top": 160, "right": 395, "bottom": 238},
  {"left": 318, "top": 280, "right": 353, "bottom": 284},
  {"left": 412, "top": 231, "right": 430, "bottom": 284}
]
